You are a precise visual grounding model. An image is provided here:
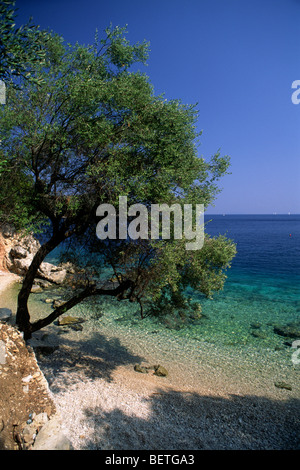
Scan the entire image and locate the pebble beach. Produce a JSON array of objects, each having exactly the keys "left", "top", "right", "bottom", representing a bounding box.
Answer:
[{"left": 1, "top": 274, "right": 299, "bottom": 450}]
